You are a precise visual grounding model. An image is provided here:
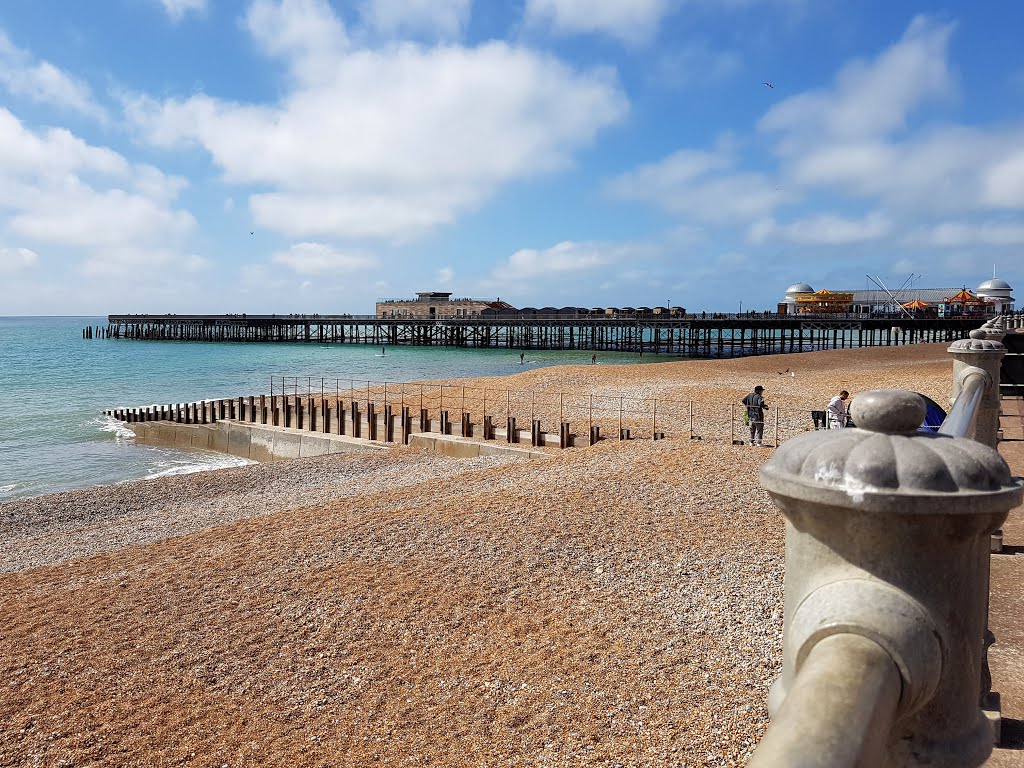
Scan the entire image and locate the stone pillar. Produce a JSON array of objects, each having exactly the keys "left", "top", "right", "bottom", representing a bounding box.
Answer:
[
  {"left": 949, "top": 329, "right": 1006, "bottom": 448},
  {"left": 754, "top": 390, "right": 1021, "bottom": 767}
]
